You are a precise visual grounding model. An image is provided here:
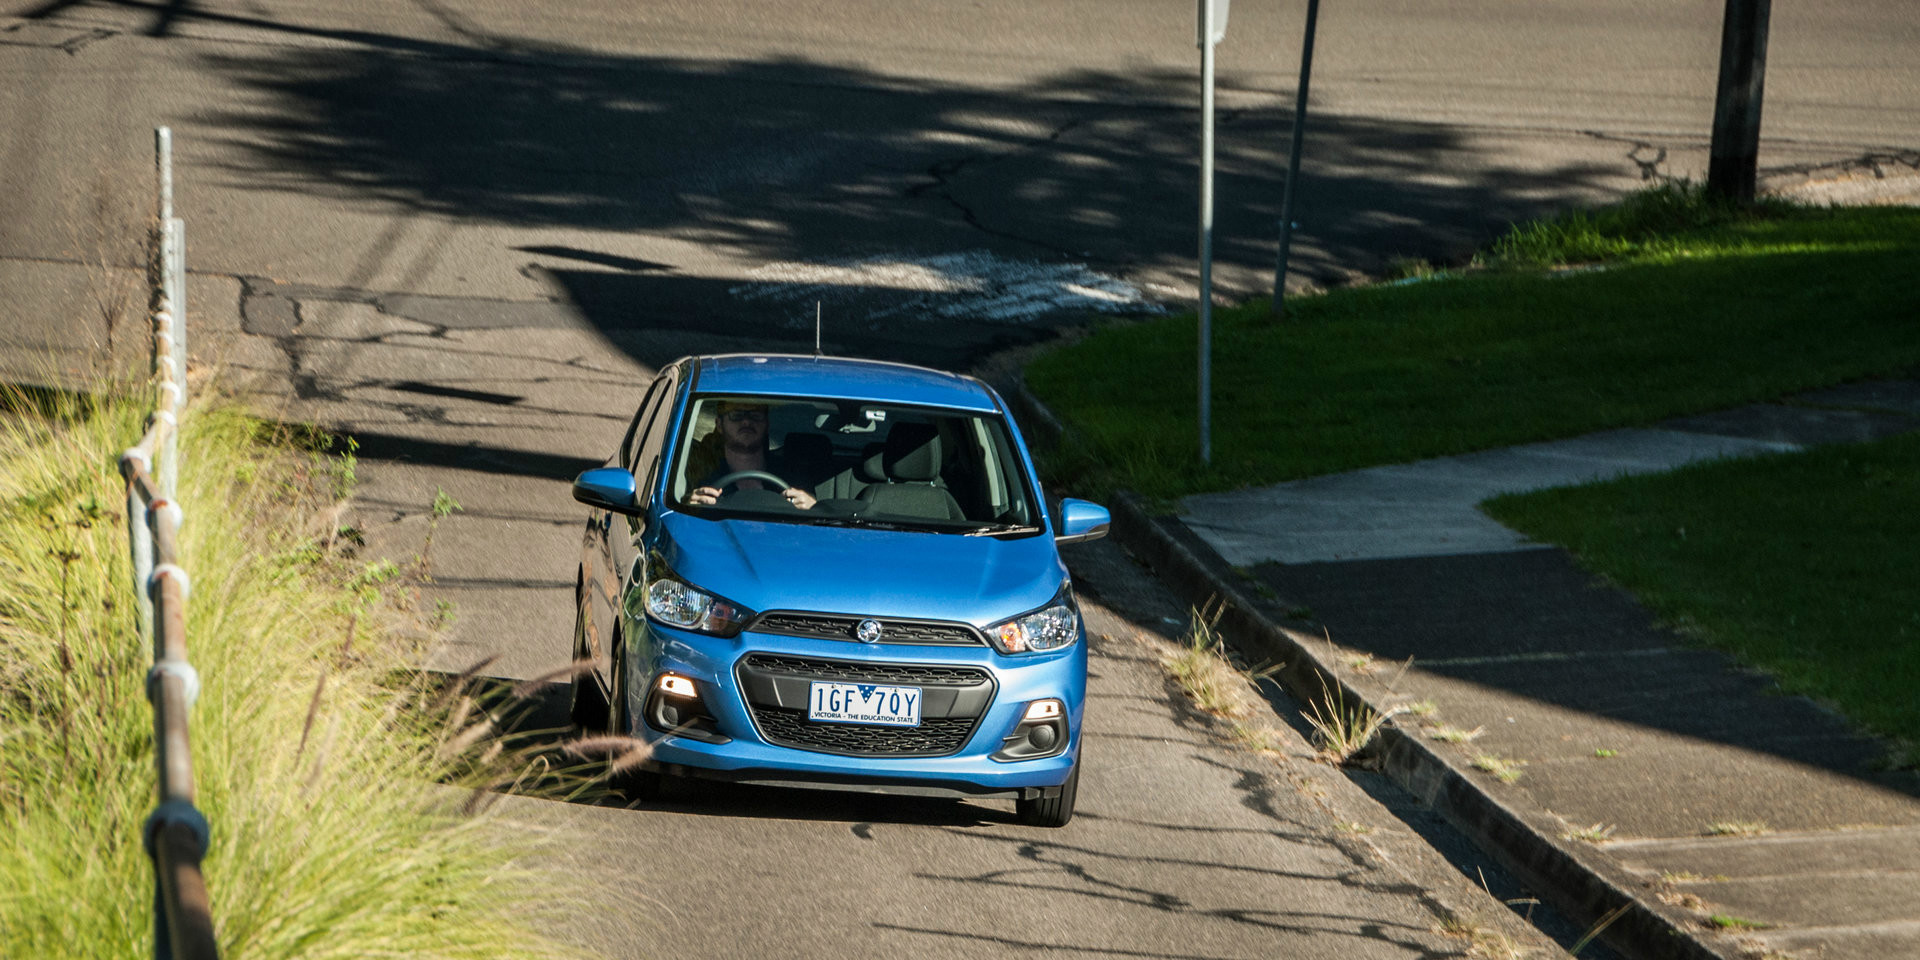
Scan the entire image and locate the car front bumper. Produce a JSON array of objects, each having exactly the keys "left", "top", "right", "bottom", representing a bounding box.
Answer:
[{"left": 624, "top": 619, "right": 1085, "bottom": 795}]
